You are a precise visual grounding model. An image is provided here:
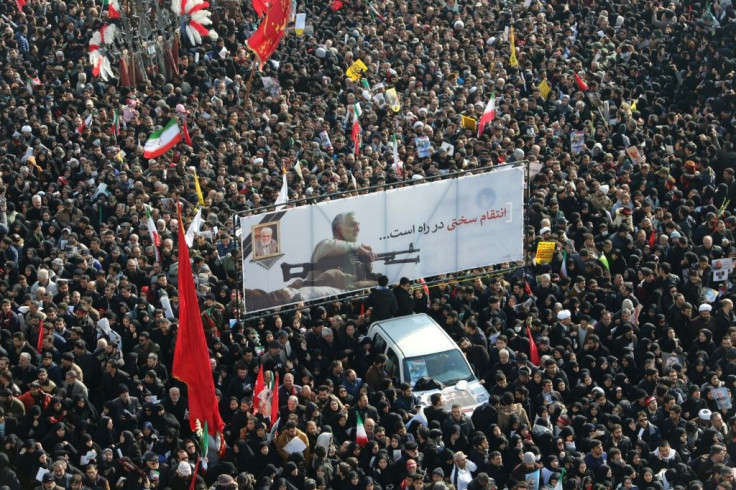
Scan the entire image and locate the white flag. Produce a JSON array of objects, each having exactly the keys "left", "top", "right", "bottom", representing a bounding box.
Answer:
[
  {"left": 275, "top": 173, "right": 288, "bottom": 210},
  {"left": 184, "top": 208, "right": 203, "bottom": 247}
]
